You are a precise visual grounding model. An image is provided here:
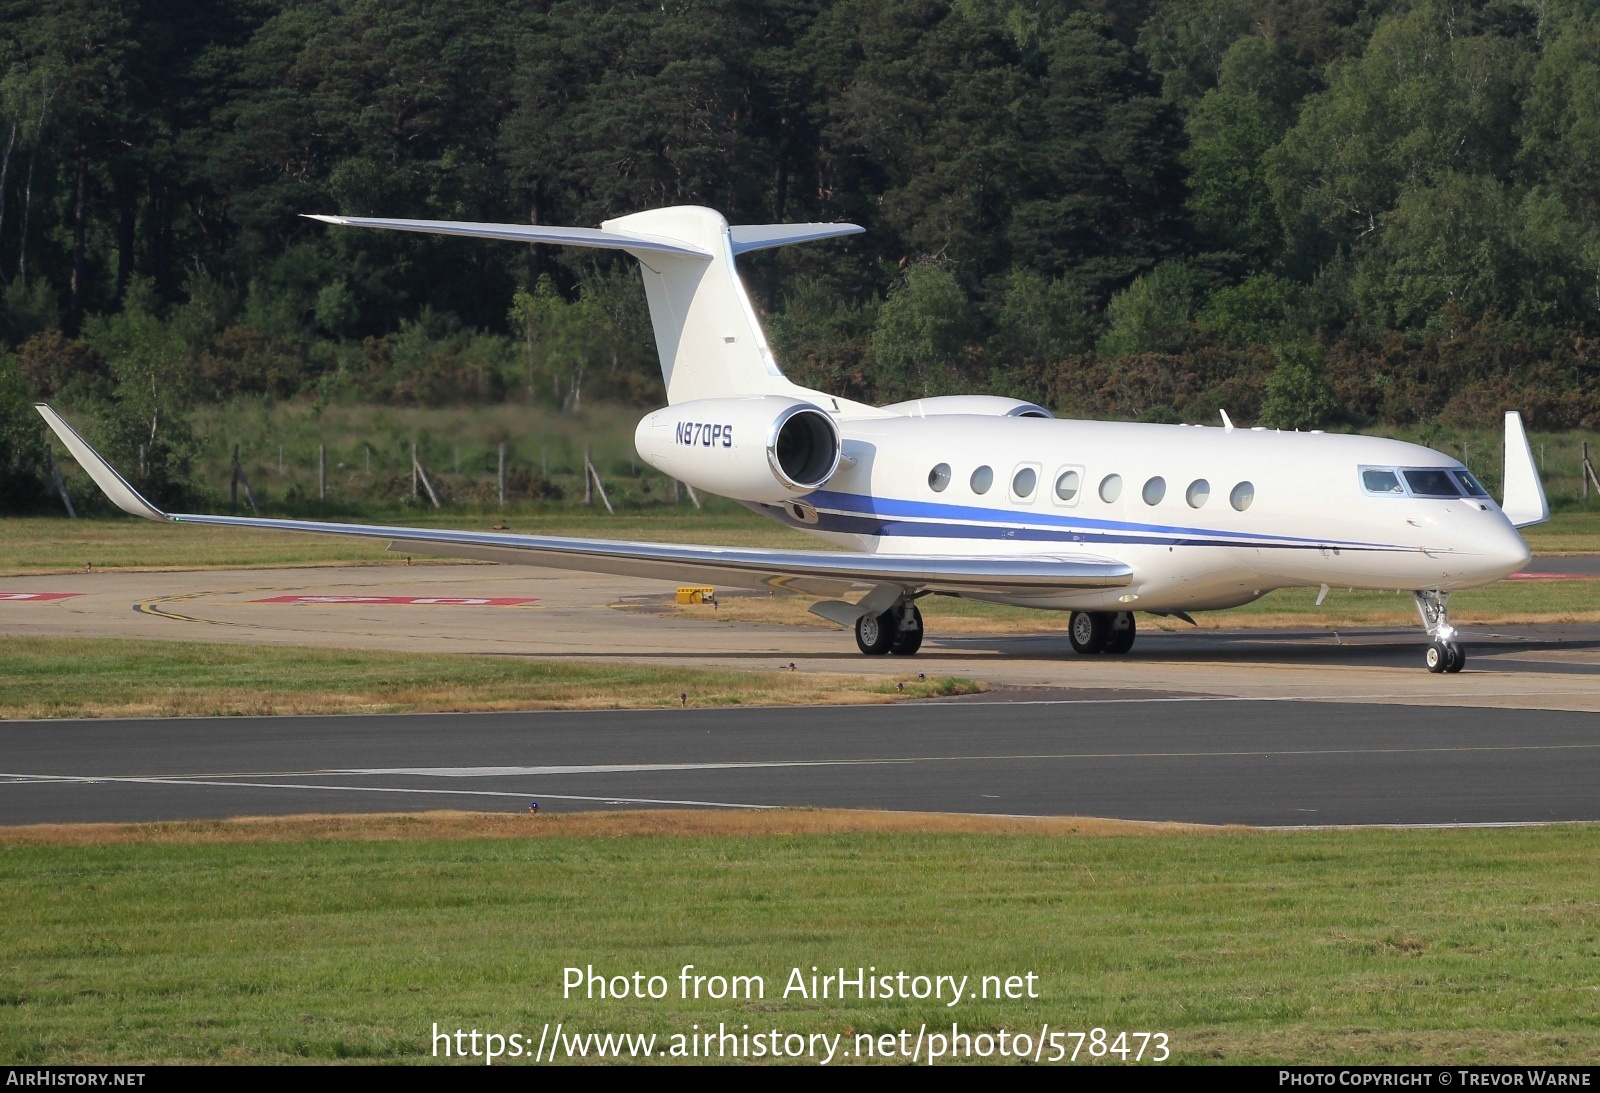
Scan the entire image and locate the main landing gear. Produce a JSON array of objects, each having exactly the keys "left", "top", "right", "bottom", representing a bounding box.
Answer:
[
  {"left": 1068, "top": 611, "right": 1136, "bottom": 655},
  {"left": 1414, "top": 589, "right": 1465, "bottom": 673},
  {"left": 855, "top": 601, "right": 924, "bottom": 656}
]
